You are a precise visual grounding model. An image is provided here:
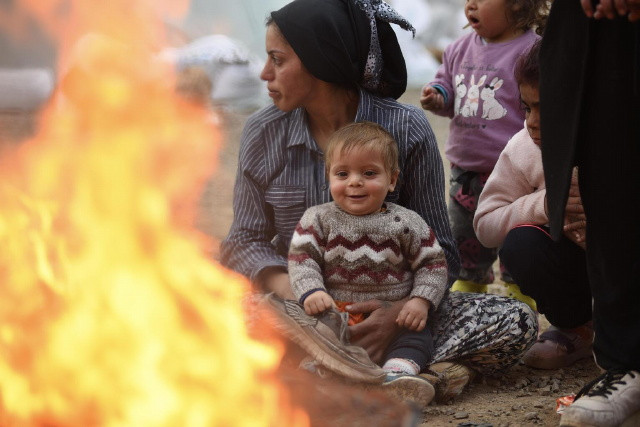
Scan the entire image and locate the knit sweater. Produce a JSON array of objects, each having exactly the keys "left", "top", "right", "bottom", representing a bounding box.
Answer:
[
  {"left": 288, "top": 202, "right": 448, "bottom": 308},
  {"left": 473, "top": 127, "right": 547, "bottom": 249}
]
